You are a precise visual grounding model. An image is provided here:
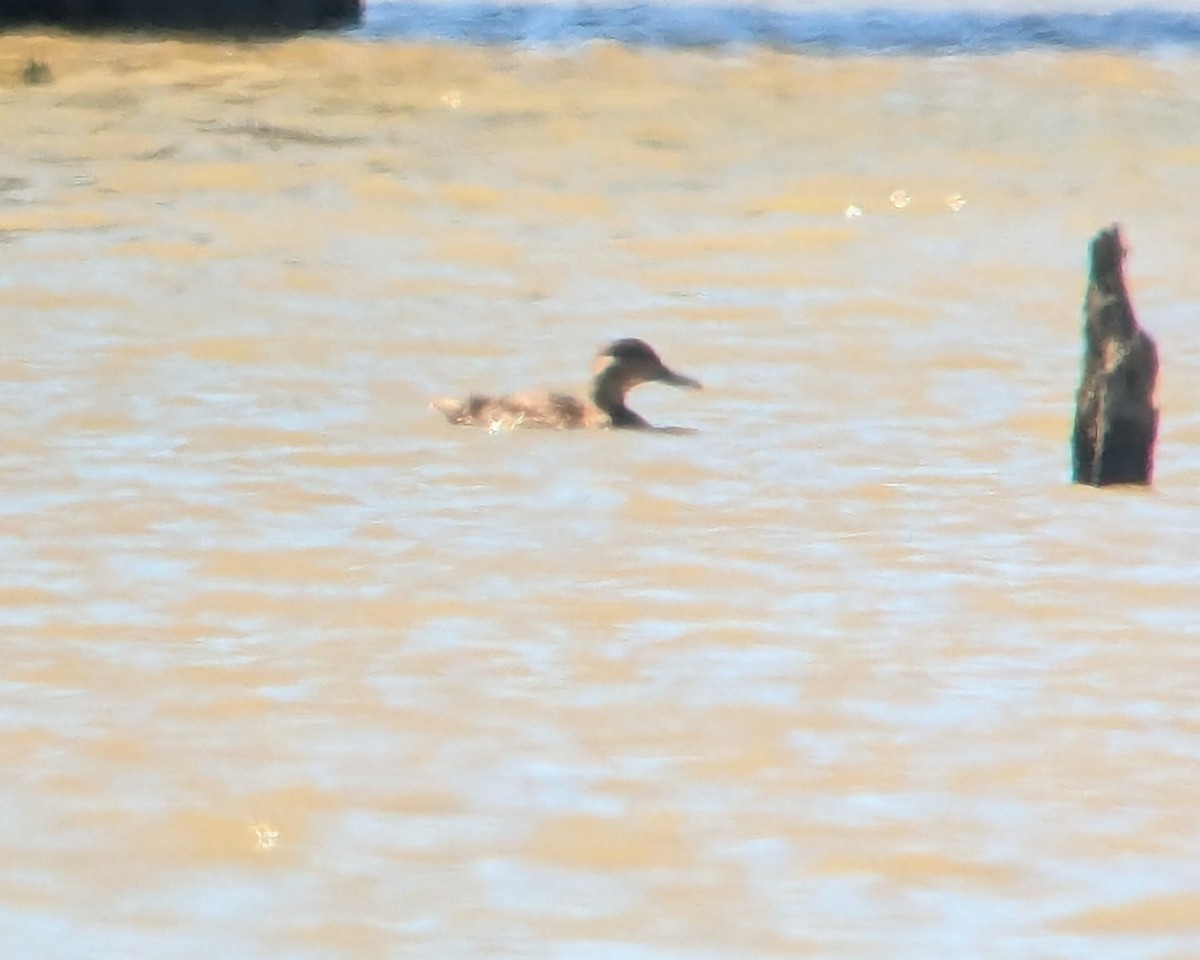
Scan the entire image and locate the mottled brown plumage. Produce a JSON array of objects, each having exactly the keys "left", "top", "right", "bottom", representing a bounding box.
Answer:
[{"left": 433, "top": 338, "right": 702, "bottom": 432}]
